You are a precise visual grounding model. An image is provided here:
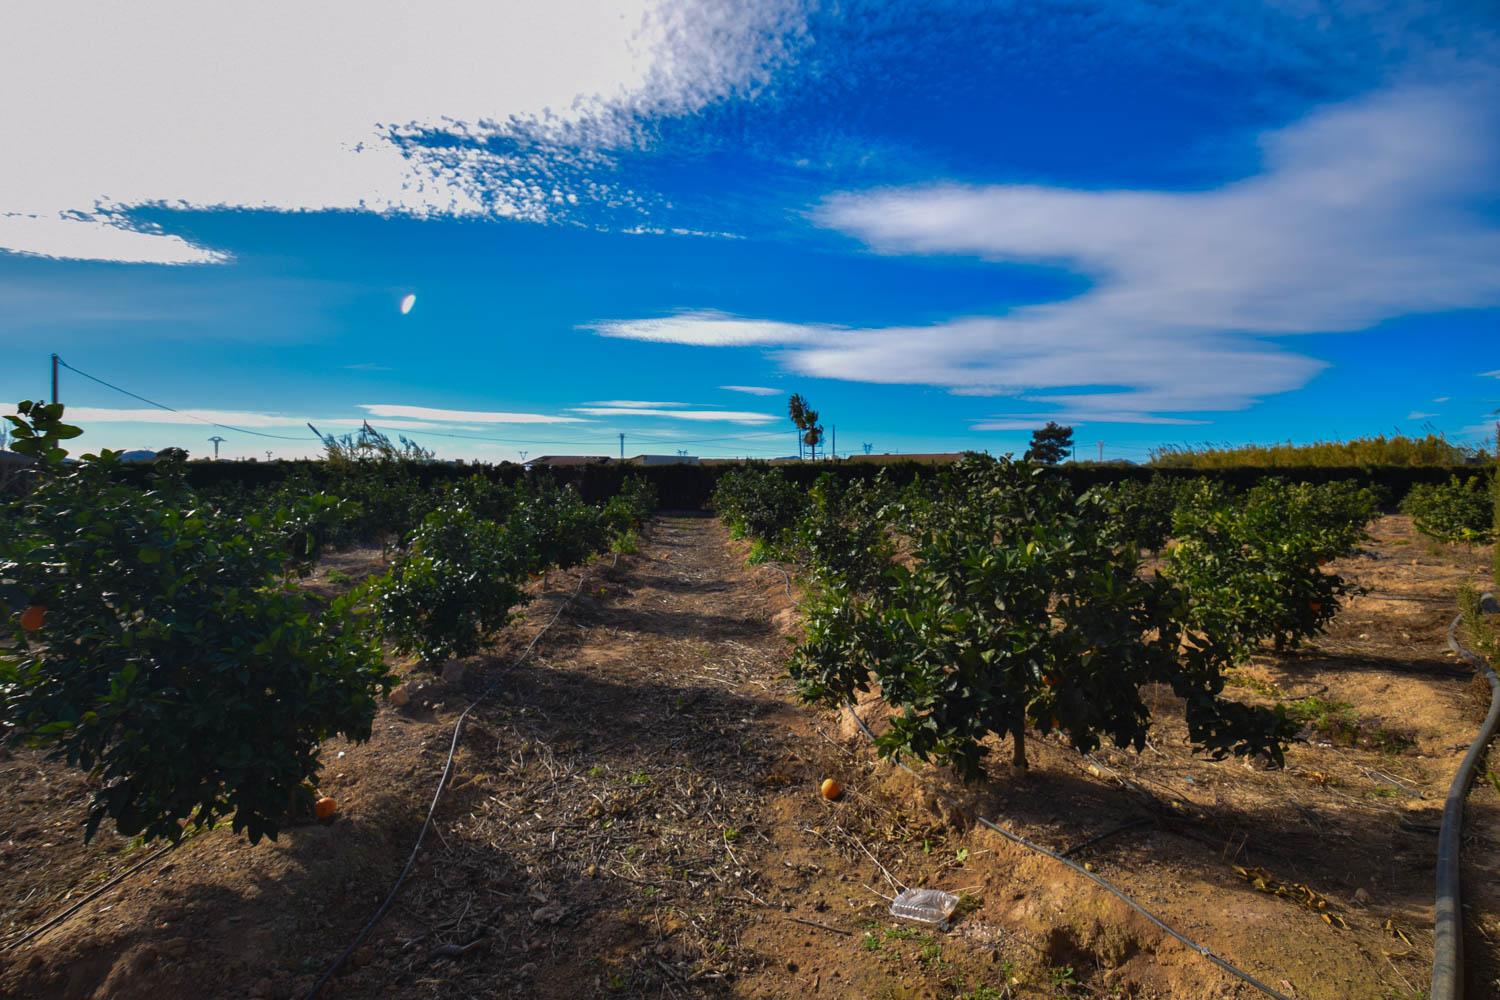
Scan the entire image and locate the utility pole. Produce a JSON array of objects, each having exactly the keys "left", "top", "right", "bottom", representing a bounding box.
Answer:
[
  {"left": 209, "top": 435, "right": 225, "bottom": 460},
  {"left": 618, "top": 432, "right": 624, "bottom": 461},
  {"left": 1098, "top": 441, "right": 1103, "bottom": 462},
  {"left": 862, "top": 442, "right": 872, "bottom": 455},
  {"left": 519, "top": 450, "right": 528, "bottom": 464},
  {"left": 50, "top": 353, "right": 59, "bottom": 404},
  {"left": 832, "top": 425, "right": 836, "bottom": 461}
]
